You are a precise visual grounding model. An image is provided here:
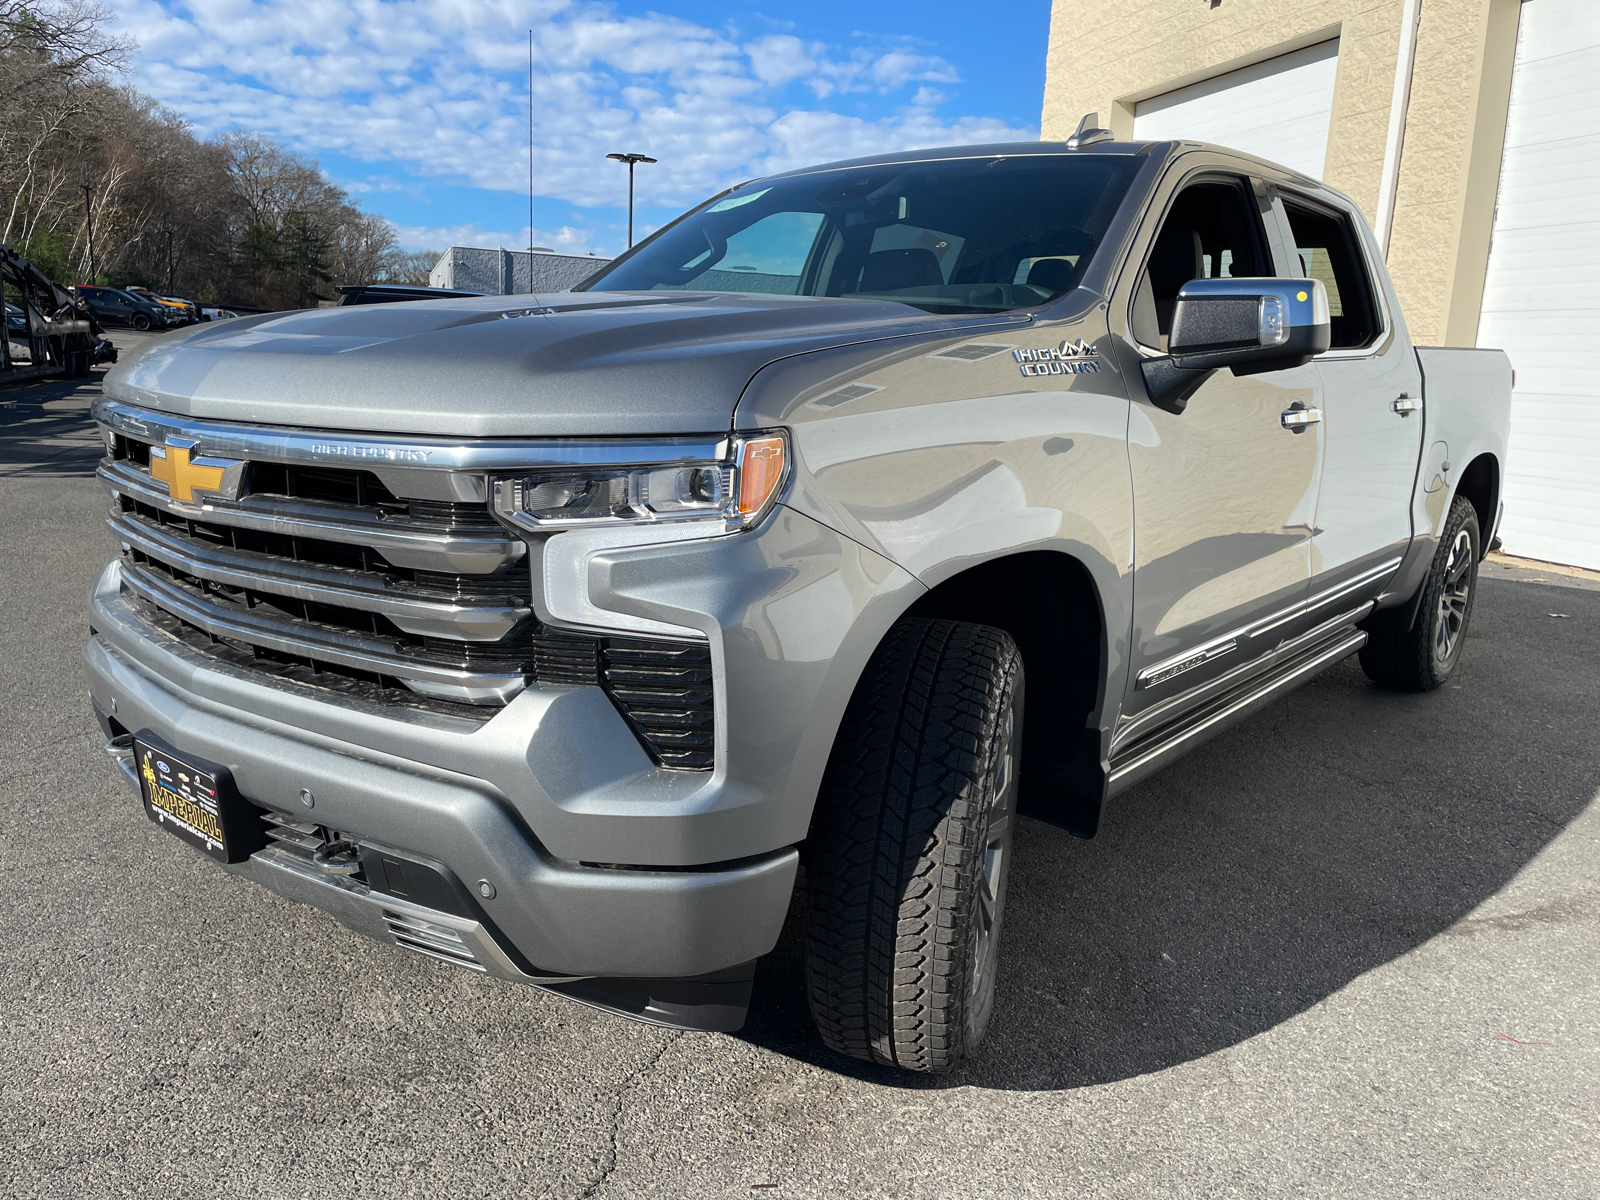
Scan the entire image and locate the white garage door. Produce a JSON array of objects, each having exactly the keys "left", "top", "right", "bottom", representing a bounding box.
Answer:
[
  {"left": 1477, "top": 0, "right": 1600, "bottom": 570},
  {"left": 1132, "top": 40, "right": 1340, "bottom": 179}
]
